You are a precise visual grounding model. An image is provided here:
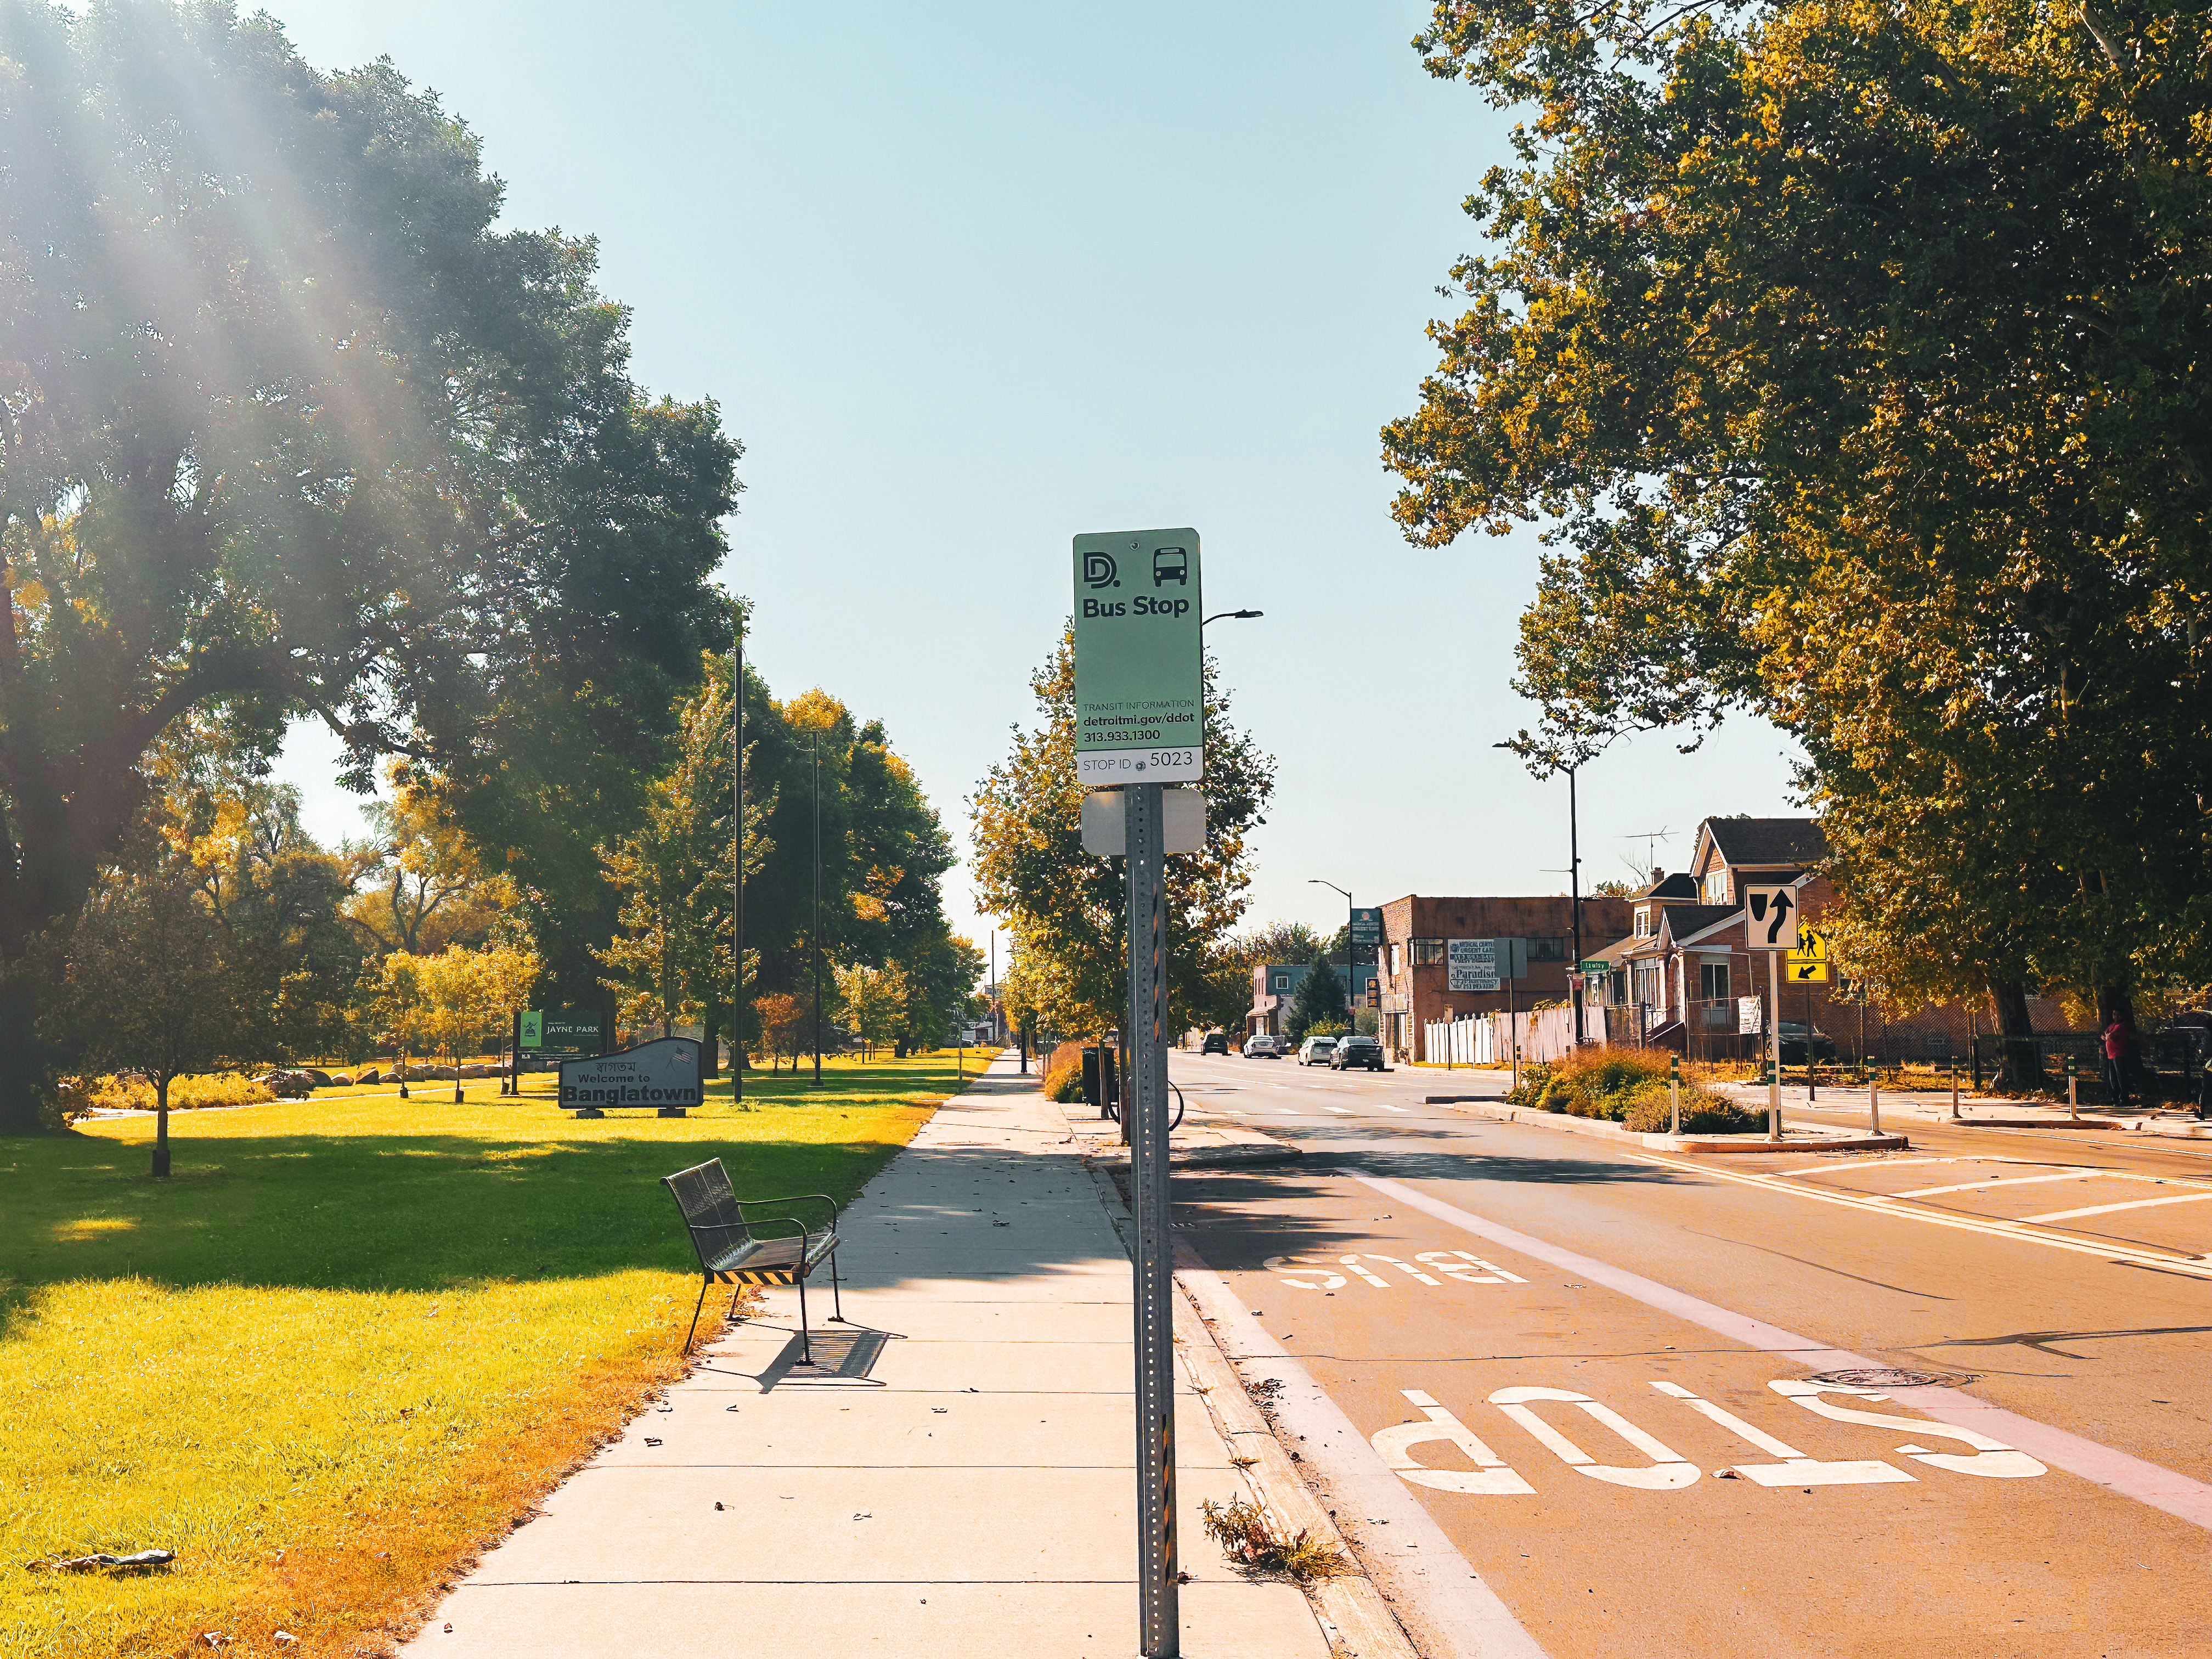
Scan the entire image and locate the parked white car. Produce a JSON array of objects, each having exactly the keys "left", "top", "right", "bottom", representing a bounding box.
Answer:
[{"left": 1298, "top": 1035, "right": 1338, "bottom": 1066}]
